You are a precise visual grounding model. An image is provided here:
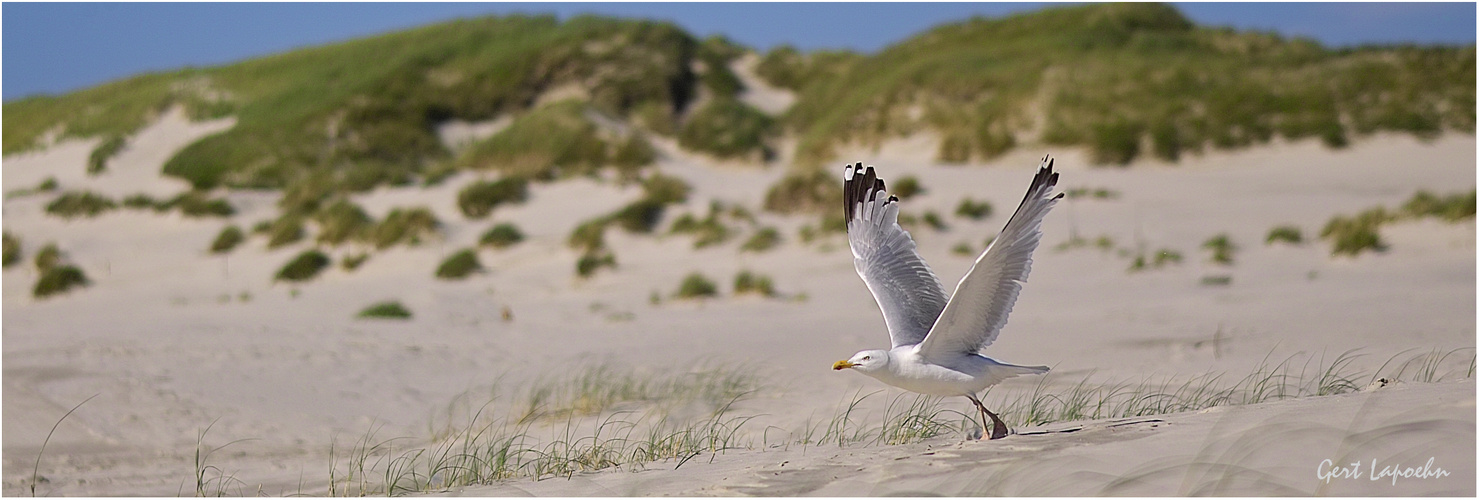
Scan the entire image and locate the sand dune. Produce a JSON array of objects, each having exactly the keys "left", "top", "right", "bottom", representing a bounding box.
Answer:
[{"left": 2, "top": 107, "right": 1473, "bottom": 495}]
